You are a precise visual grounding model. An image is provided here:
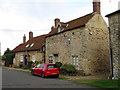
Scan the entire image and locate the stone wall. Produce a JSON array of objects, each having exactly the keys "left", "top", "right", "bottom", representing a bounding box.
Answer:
[
  {"left": 108, "top": 12, "right": 120, "bottom": 79},
  {"left": 46, "top": 14, "right": 110, "bottom": 75},
  {"left": 13, "top": 51, "right": 44, "bottom": 66}
]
